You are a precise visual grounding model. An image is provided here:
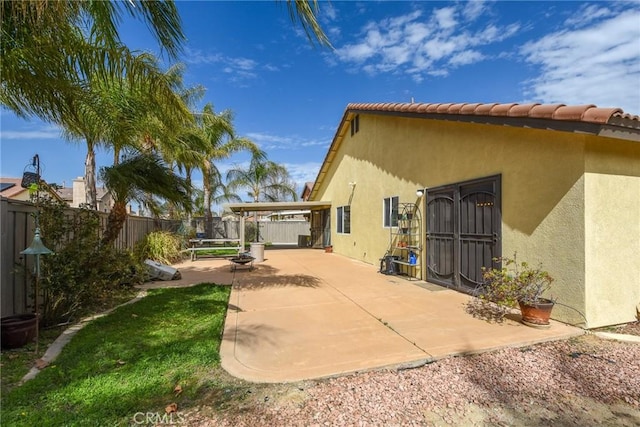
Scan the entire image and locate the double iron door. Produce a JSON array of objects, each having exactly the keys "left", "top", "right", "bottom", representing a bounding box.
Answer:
[{"left": 426, "top": 175, "right": 501, "bottom": 293}]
